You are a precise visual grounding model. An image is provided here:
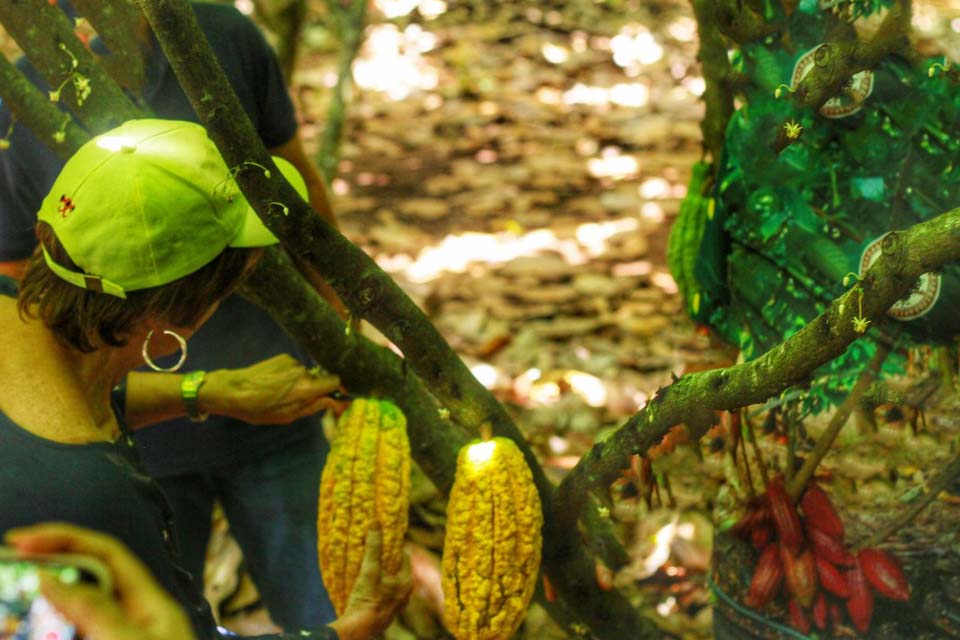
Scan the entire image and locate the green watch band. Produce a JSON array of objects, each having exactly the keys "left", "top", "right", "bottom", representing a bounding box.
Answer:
[{"left": 181, "top": 370, "right": 209, "bottom": 423}]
